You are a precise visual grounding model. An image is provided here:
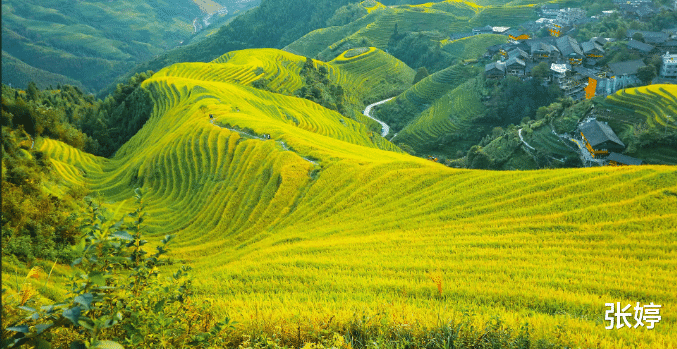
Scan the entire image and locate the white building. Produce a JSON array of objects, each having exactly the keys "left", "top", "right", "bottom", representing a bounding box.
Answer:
[
  {"left": 556, "top": 8, "right": 586, "bottom": 26},
  {"left": 661, "top": 52, "right": 677, "bottom": 78}
]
